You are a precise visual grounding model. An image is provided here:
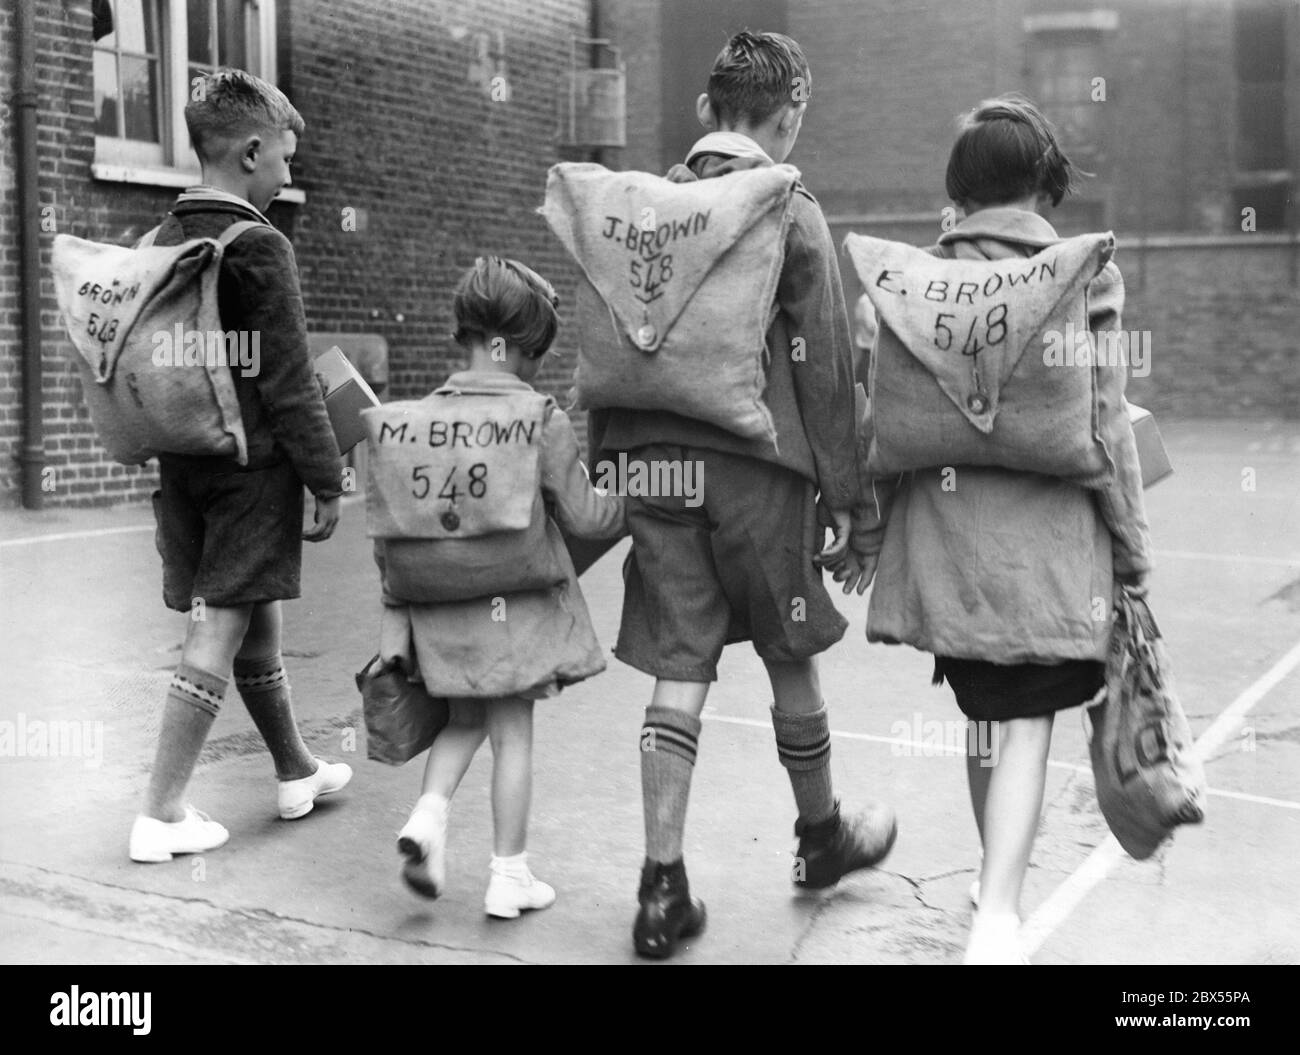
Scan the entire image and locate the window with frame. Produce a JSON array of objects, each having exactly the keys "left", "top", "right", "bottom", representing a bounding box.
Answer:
[
  {"left": 1232, "top": 0, "right": 1291, "bottom": 231},
  {"left": 92, "top": 0, "right": 282, "bottom": 189}
]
